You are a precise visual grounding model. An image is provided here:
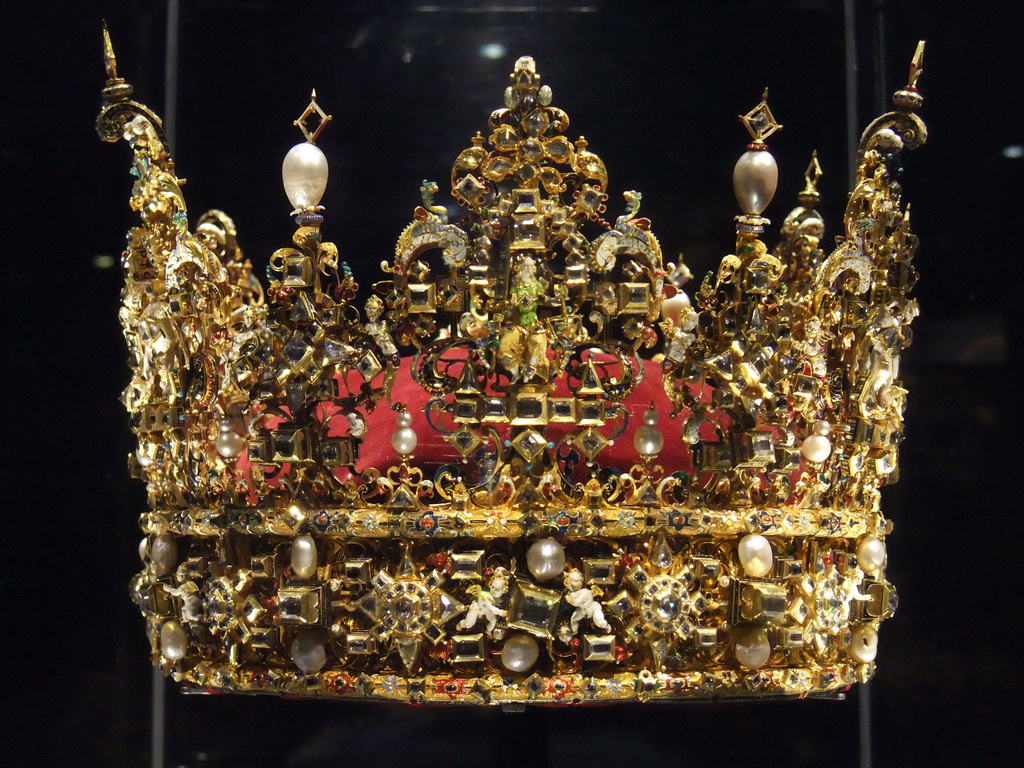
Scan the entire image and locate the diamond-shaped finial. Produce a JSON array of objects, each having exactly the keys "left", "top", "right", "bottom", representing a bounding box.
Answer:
[
  {"left": 739, "top": 89, "right": 782, "bottom": 145},
  {"left": 293, "top": 89, "right": 333, "bottom": 144}
]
